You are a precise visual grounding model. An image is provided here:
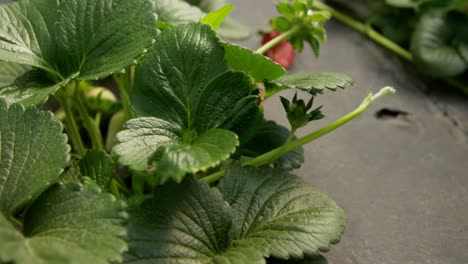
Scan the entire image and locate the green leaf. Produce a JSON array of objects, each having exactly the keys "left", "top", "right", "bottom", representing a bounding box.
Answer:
[
  {"left": 56, "top": 0, "right": 157, "bottom": 80},
  {"left": 79, "top": 150, "right": 115, "bottom": 189},
  {"left": 0, "top": 0, "right": 156, "bottom": 106},
  {"left": 201, "top": 4, "right": 233, "bottom": 30},
  {"left": 114, "top": 118, "right": 238, "bottom": 183},
  {"left": 118, "top": 23, "right": 258, "bottom": 180},
  {"left": 0, "top": 62, "right": 30, "bottom": 88},
  {"left": 272, "top": 72, "right": 354, "bottom": 94},
  {"left": 0, "top": 65, "right": 75, "bottom": 107},
  {"left": 59, "top": 161, "right": 84, "bottom": 184},
  {"left": 125, "top": 177, "right": 265, "bottom": 264},
  {"left": 0, "top": 0, "right": 57, "bottom": 70},
  {"left": 132, "top": 23, "right": 227, "bottom": 122},
  {"left": 271, "top": 17, "right": 292, "bottom": 32},
  {"left": 276, "top": 2, "right": 295, "bottom": 19},
  {"left": 0, "top": 99, "right": 69, "bottom": 215},
  {"left": 0, "top": 183, "right": 127, "bottom": 264},
  {"left": 241, "top": 120, "right": 304, "bottom": 170},
  {"left": 150, "top": 129, "right": 239, "bottom": 183},
  {"left": 222, "top": 42, "right": 287, "bottom": 82},
  {"left": 150, "top": 0, "right": 205, "bottom": 26},
  {"left": 410, "top": 10, "right": 468, "bottom": 77},
  {"left": 220, "top": 166, "right": 347, "bottom": 260}
]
